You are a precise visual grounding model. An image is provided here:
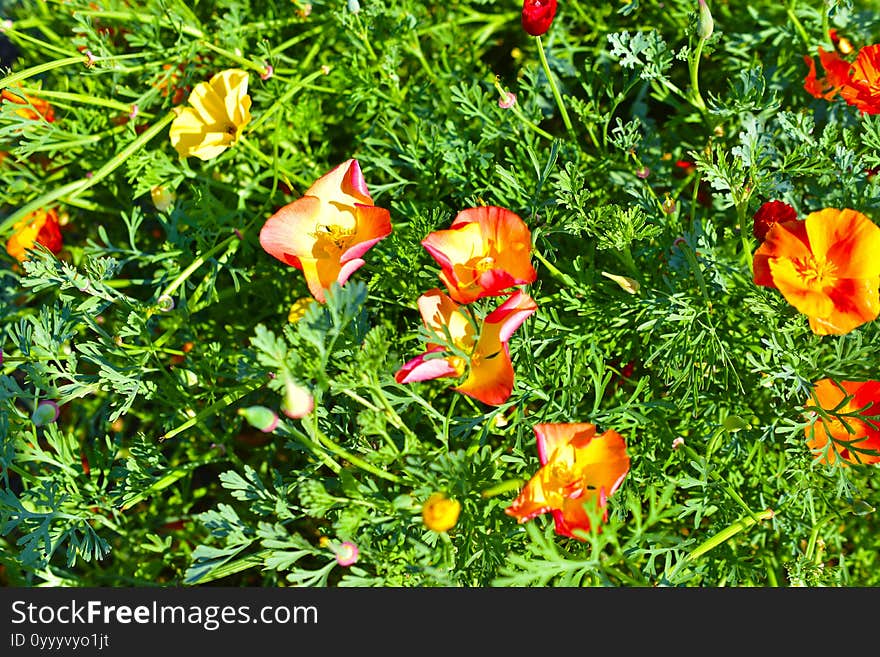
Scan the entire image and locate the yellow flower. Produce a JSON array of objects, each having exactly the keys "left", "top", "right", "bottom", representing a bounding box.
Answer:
[
  {"left": 169, "top": 69, "right": 252, "bottom": 160},
  {"left": 422, "top": 493, "right": 461, "bottom": 532},
  {"left": 288, "top": 297, "right": 312, "bottom": 323}
]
